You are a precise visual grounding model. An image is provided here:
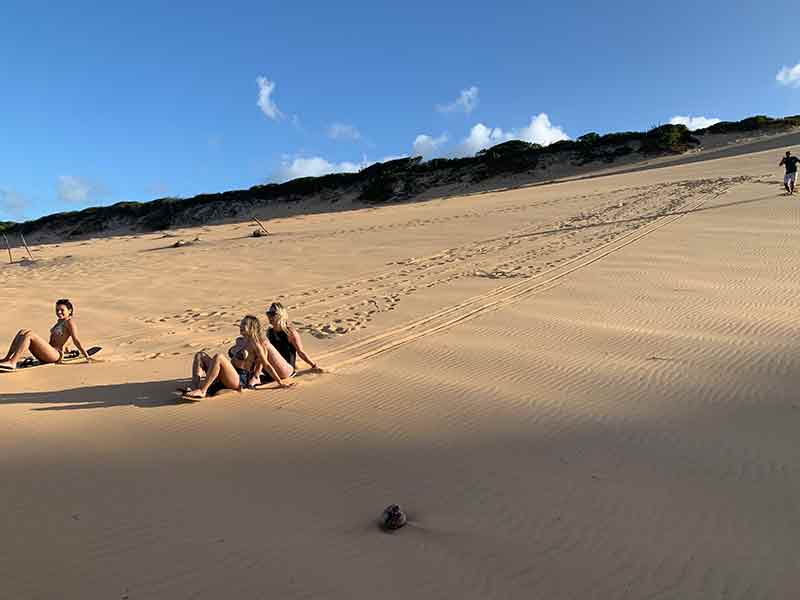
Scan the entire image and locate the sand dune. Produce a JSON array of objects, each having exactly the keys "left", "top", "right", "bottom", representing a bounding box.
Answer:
[{"left": 1, "top": 141, "right": 799, "bottom": 598}]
